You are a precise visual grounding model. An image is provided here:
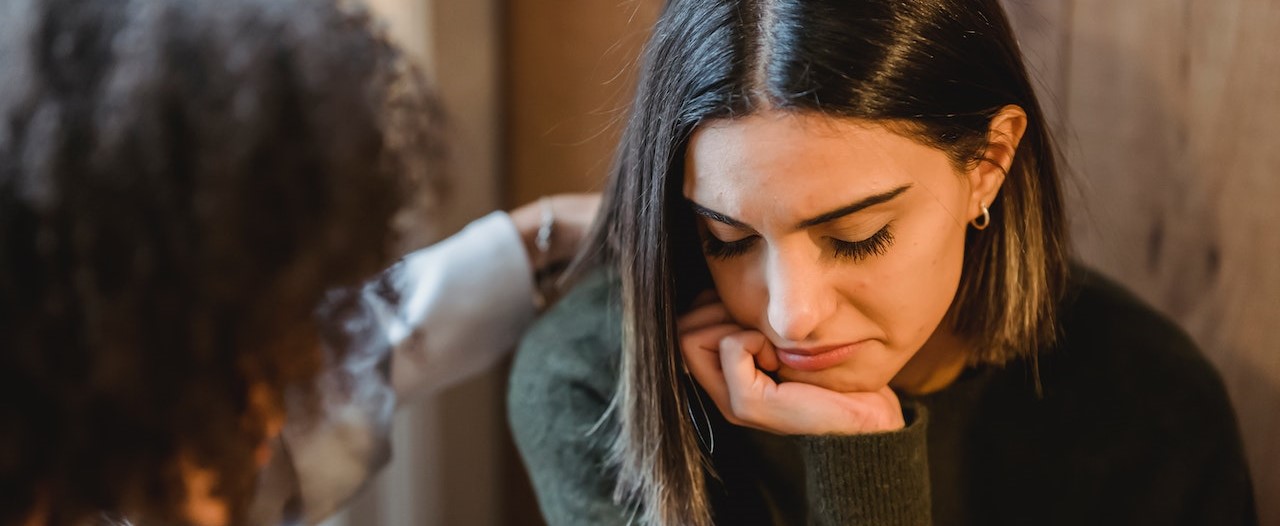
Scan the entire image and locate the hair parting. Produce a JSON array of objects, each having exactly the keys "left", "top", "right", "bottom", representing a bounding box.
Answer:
[{"left": 569, "top": 0, "right": 1069, "bottom": 523}]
